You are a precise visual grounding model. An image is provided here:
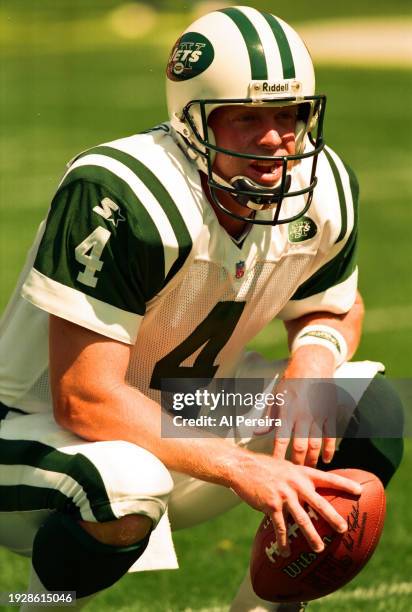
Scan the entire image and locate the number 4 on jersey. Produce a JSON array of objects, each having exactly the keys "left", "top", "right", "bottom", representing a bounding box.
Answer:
[
  {"left": 150, "top": 301, "right": 246, "bottom": 390},
  {"left": 75, "top": 226, "right": 111, "bottom": 288}
]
